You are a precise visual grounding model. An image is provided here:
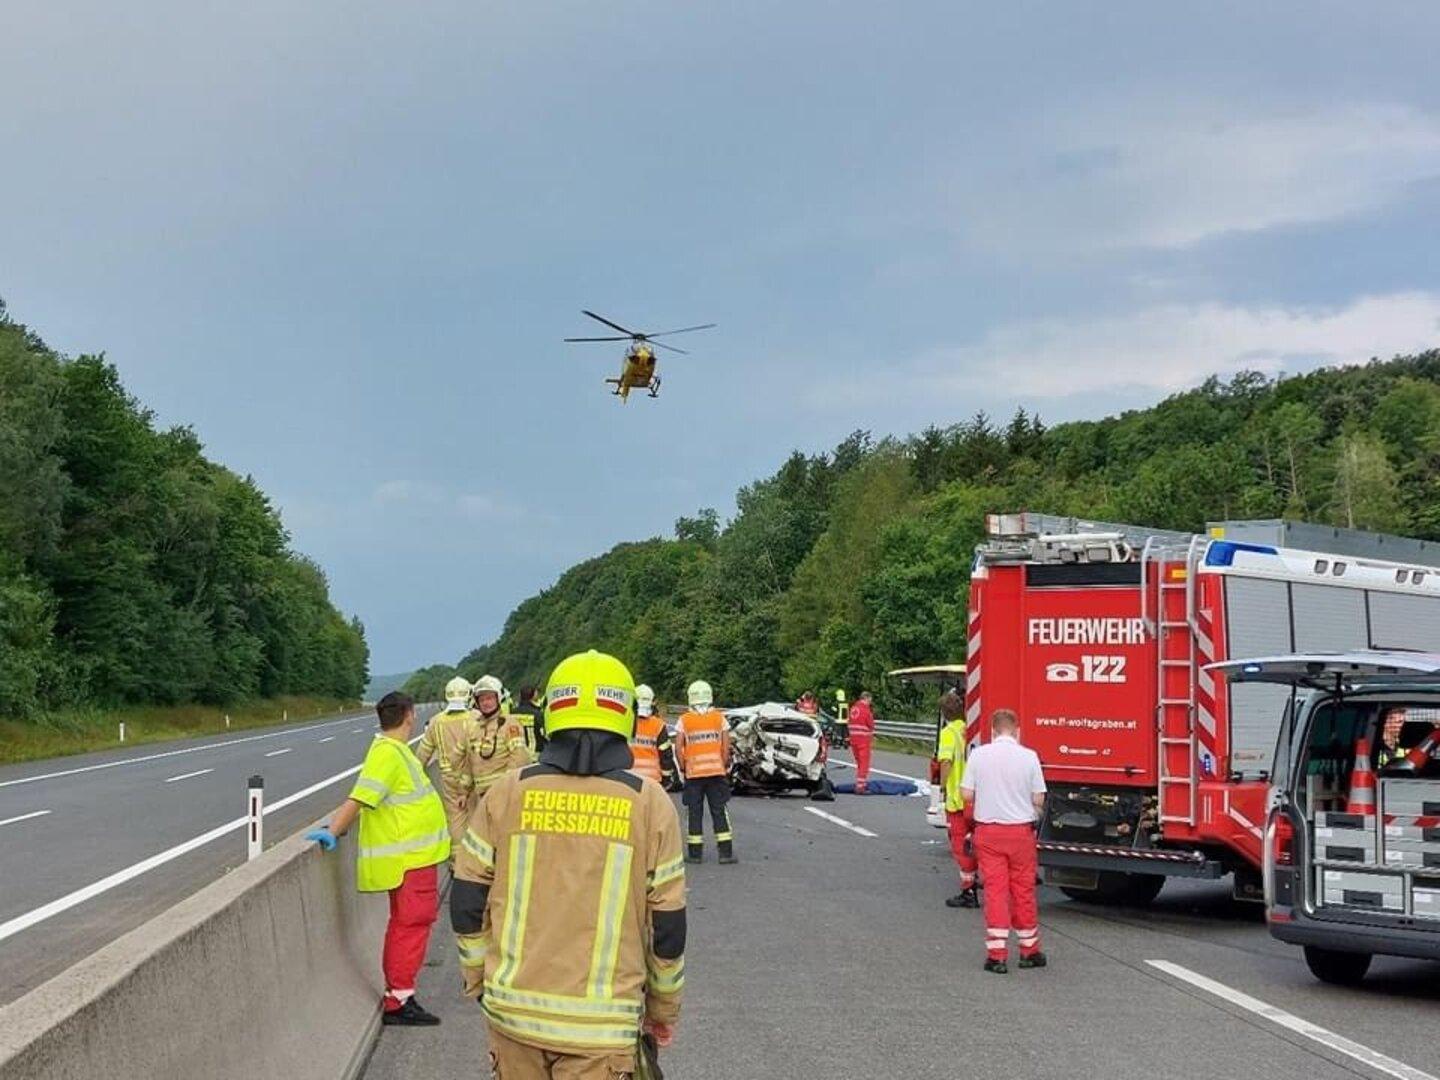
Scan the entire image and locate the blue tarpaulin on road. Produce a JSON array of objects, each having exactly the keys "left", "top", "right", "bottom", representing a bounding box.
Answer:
[{"left": 833, "top": 778, "right": 918, "bottom": 796}]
